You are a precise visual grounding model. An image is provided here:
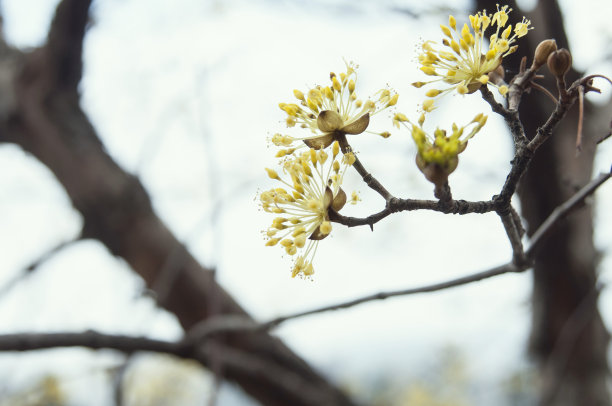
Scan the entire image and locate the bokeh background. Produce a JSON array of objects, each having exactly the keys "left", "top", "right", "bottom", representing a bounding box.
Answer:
[{"left": 0, "top": 0, "right": 610, "bottom": 404}]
